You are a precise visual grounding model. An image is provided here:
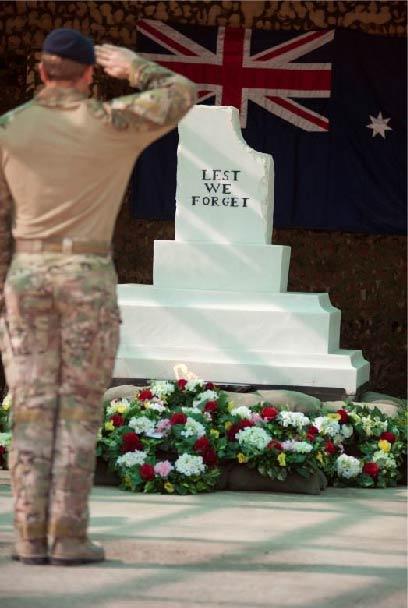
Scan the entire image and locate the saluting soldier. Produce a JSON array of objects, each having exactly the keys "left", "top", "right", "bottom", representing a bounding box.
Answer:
[{"left": 0, "top": 28, "right": 196, "bottom": 565}]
